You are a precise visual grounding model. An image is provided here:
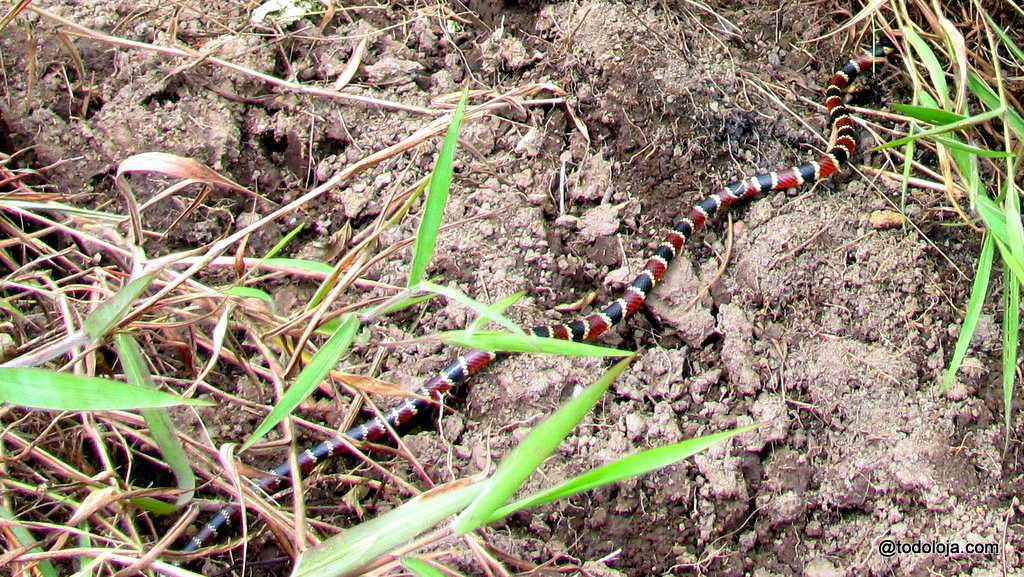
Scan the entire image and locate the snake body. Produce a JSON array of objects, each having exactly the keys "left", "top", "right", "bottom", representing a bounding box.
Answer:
[{"left": 182, "top": 39, "right": 895, "bottom": 554}]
